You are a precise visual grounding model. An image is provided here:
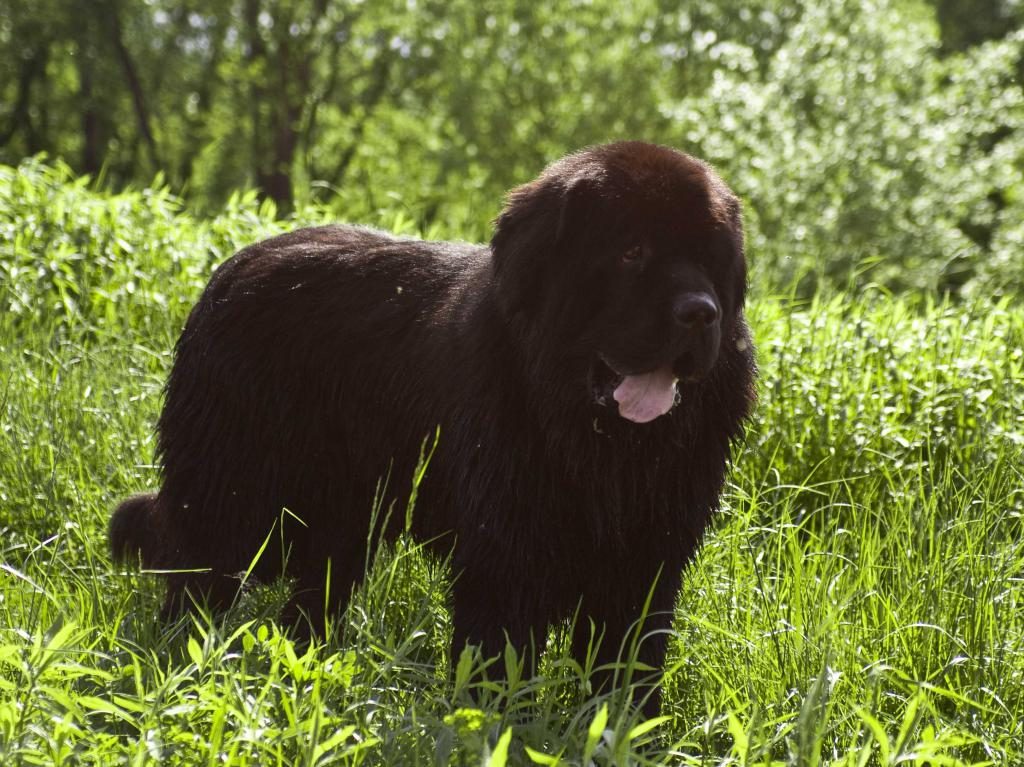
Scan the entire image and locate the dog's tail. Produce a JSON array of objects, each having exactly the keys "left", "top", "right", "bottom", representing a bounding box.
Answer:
[{"left": 109, "top": 493, "right": 158, "bottom": 564}]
